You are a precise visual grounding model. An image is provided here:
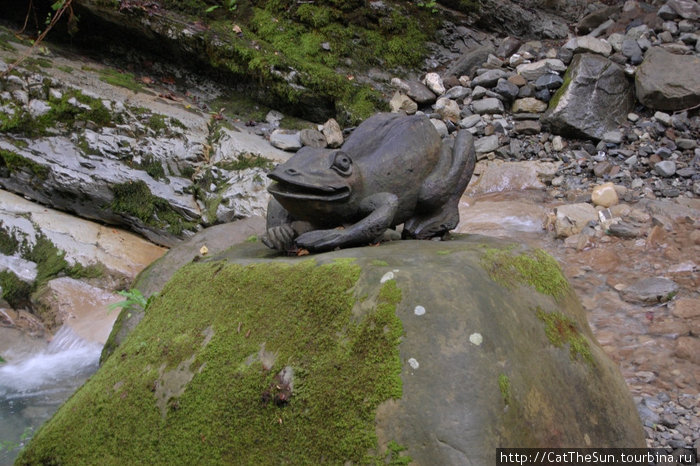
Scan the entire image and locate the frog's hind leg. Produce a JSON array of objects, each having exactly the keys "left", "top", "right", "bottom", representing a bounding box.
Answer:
[{"left": 402, "top": 130, "right": 475, "bottom": 239}]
